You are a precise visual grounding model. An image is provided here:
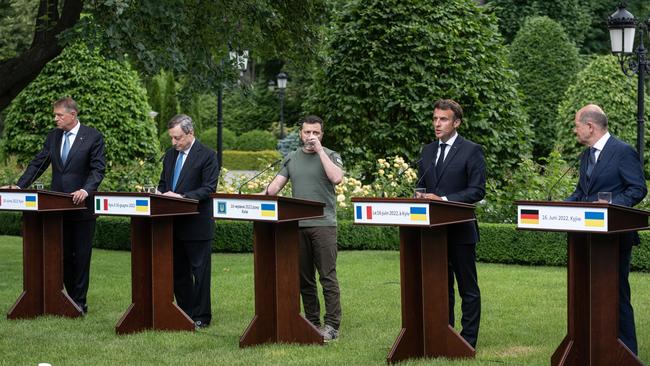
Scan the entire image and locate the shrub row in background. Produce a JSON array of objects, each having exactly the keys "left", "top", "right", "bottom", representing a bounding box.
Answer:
[
  {"left": 222, "top": 150, "right": 282, "bottom": 170},
  {"left": 1, "top": 213, "right": 649, "bottom": 271}
]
